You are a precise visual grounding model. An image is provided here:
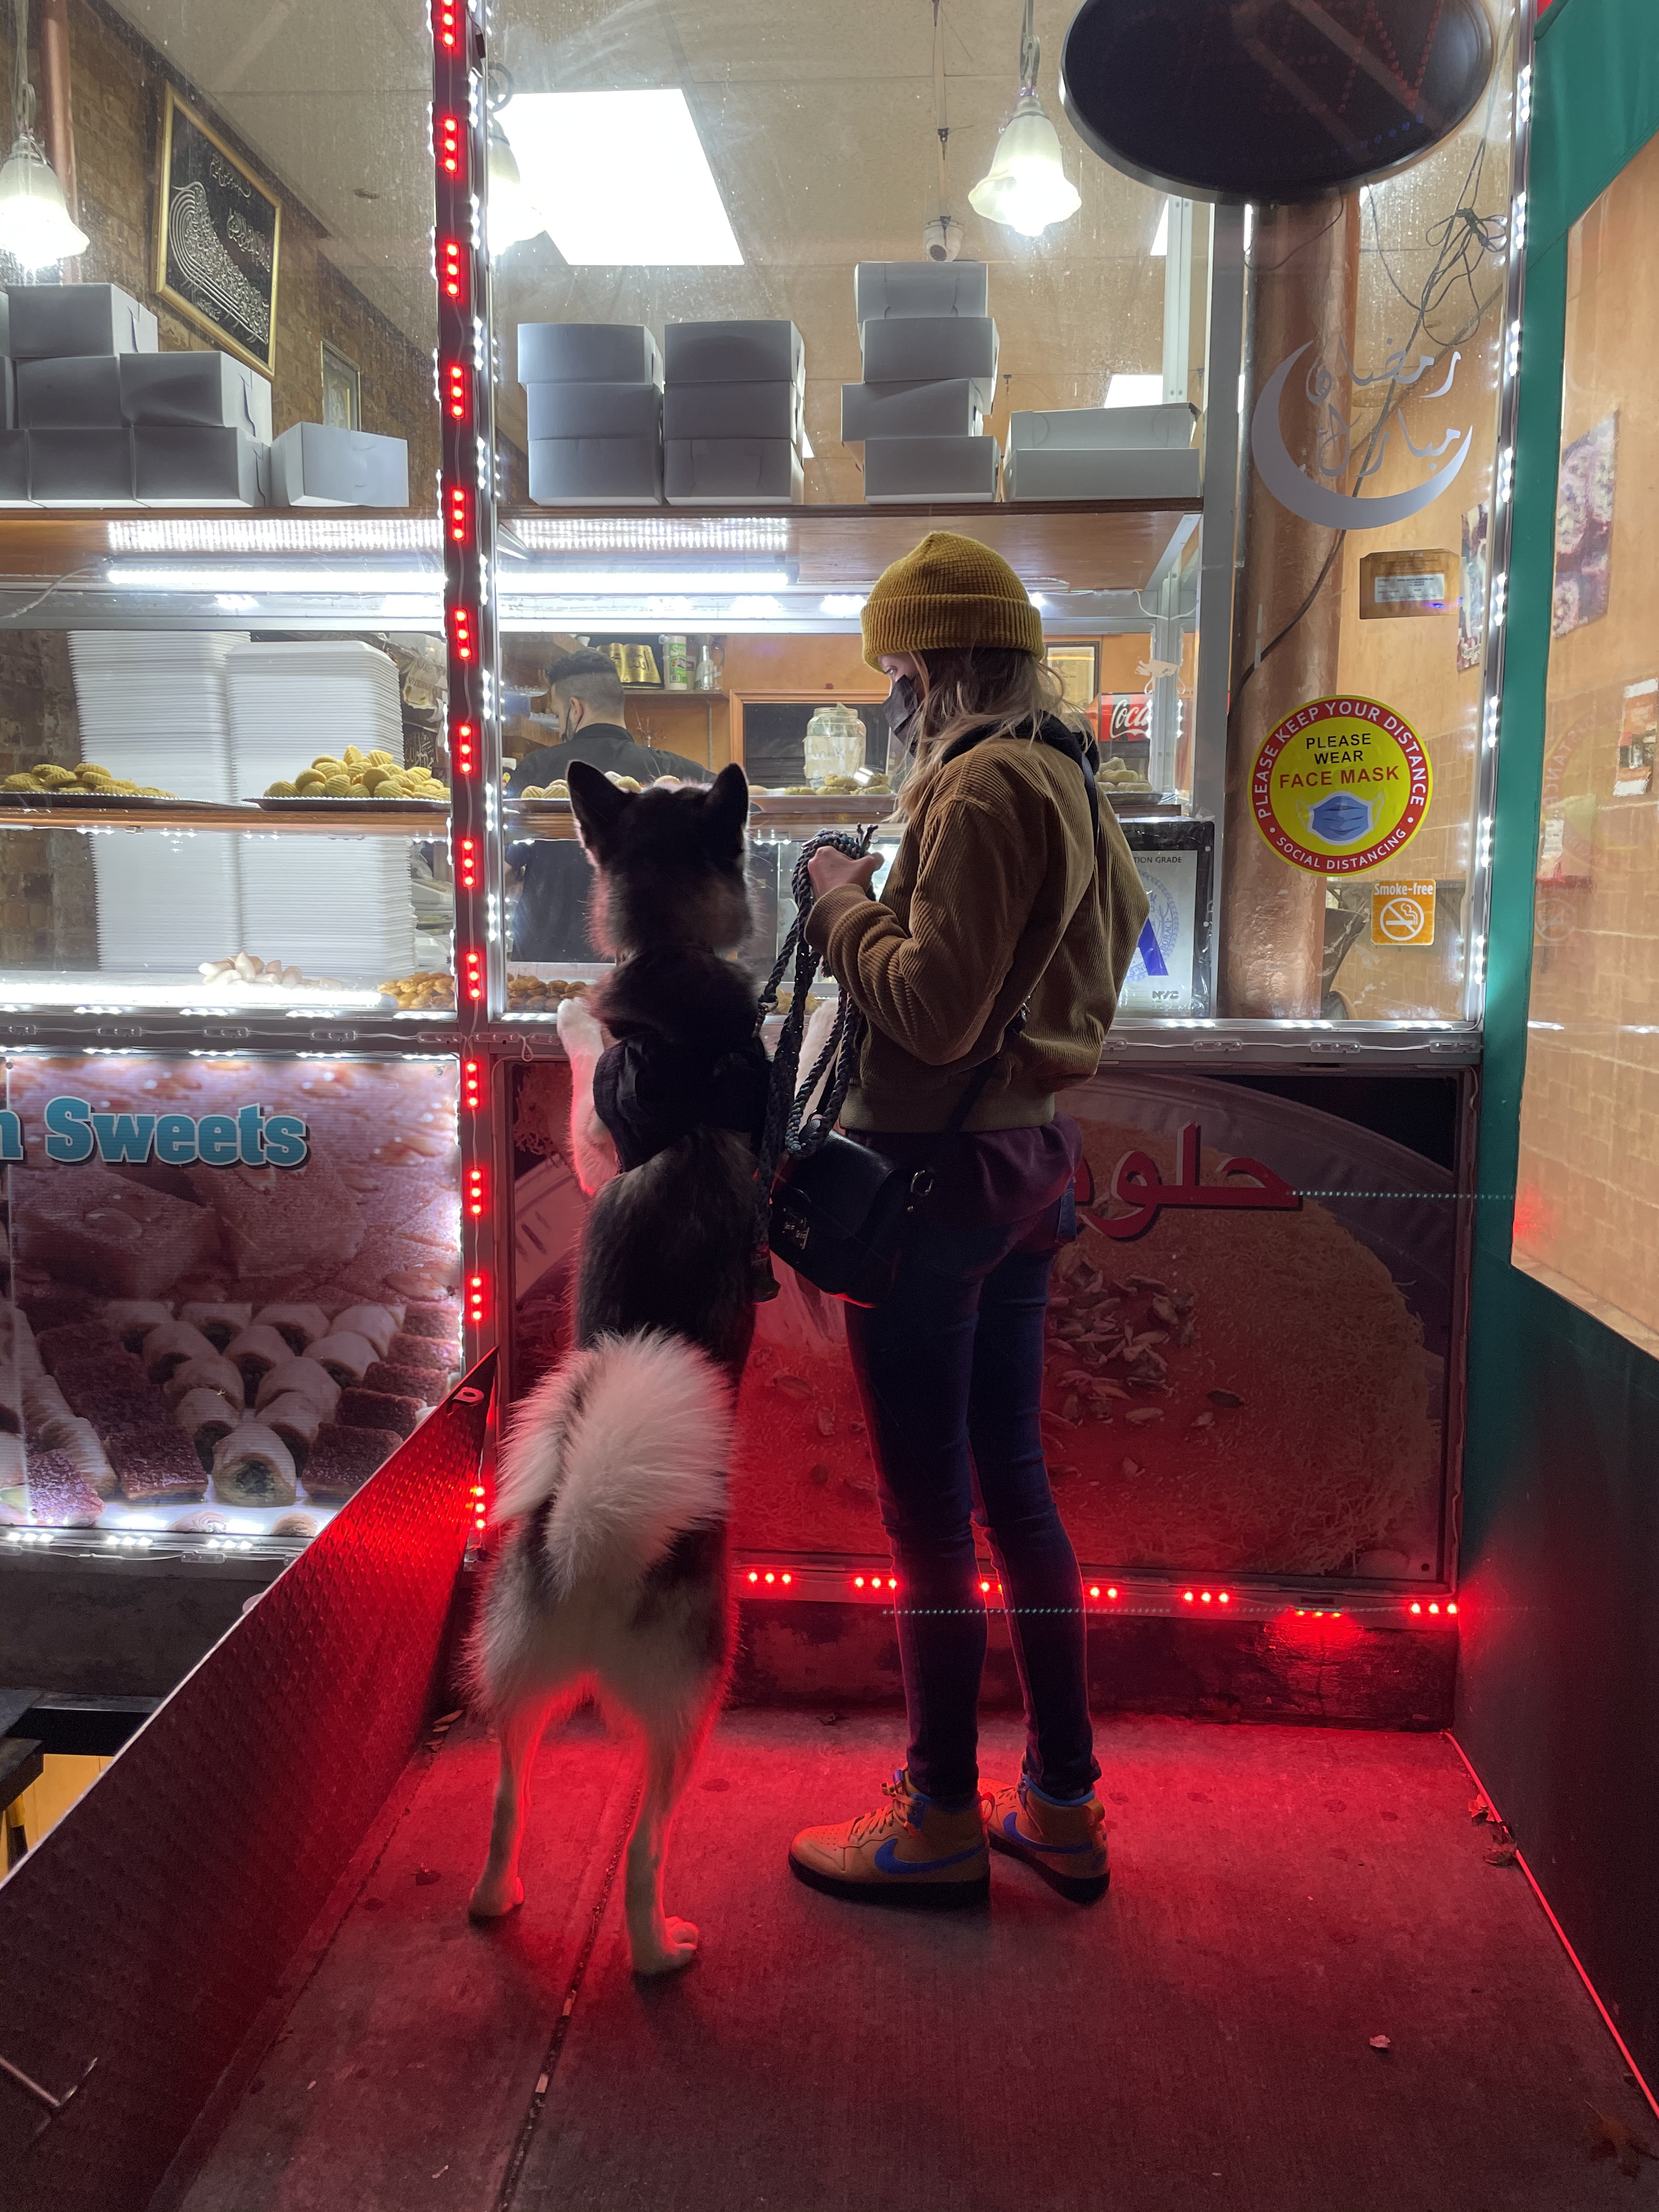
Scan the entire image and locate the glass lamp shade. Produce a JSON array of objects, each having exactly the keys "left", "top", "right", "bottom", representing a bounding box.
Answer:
[
  {"left": 969, "top": 95, "right": 1082, "bottom": 239},
  {"left": 0, "top": 130, "right": 88, "bottom": 269},
  {"left": 486, "top": 120, "right": 545, "bottom": 253}
]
